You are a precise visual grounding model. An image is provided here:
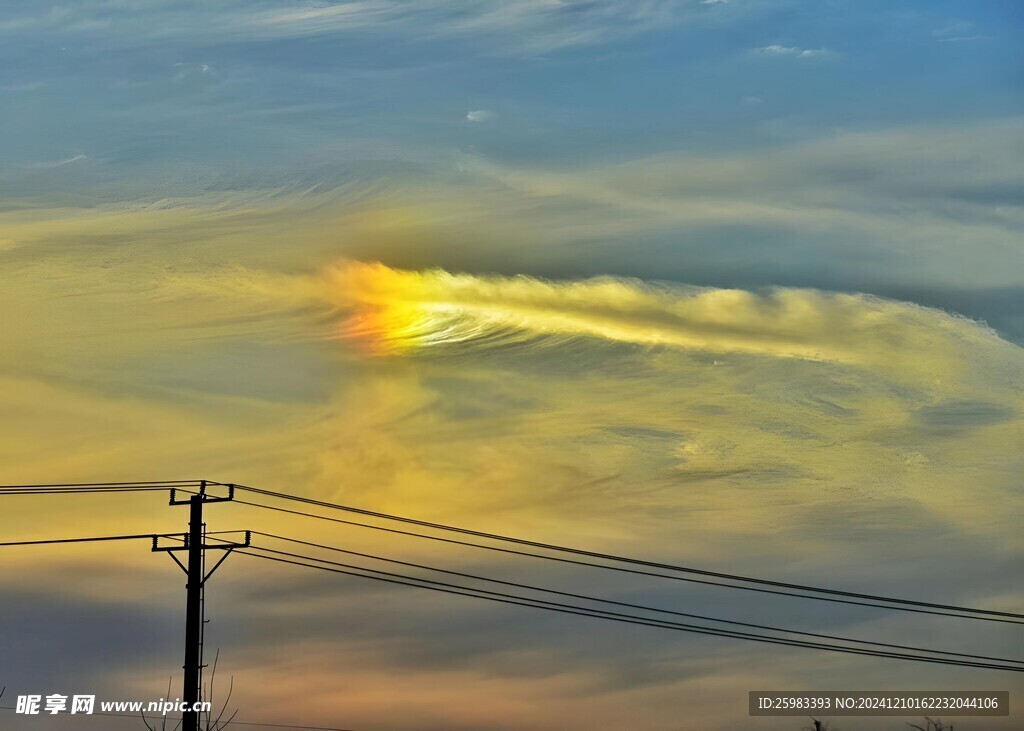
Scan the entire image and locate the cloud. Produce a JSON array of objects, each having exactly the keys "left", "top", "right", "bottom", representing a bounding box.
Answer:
[
  {"left": 148, "top": 255, "right": 1024, "bottom": 536},
  {"left": 30, "top": 153, "right": 88, "bottom": 169},
  {"left": 466, "top": 109, "right": 495, "bottom": 123},
  {"left": 3, "top": 119, "right": 1024, "bottom": 729},
  {"left": 0, "top": 1, "right": 1021, "bottom": 725},
  {"left": 324, "top": 262, "right": 1012, "bottom": 385},
  {"left": 754, "top": 44, "right": 827, "bottom": 57},
  {"left": 0, "top": 0, "right": 730, "bottom": 54},
  {"left": 3, "top": 241, "right": 1023, "bottom": 730},
  {"left": 161, "top": 254, "right": 1021, "bottom": 390},
  {"left": 932, "top": 20, "right": 981, "bottom": 42},
  {"left": 450, "top": 118, "right": 1024, "bottom": 293}
]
